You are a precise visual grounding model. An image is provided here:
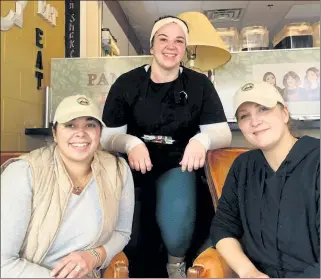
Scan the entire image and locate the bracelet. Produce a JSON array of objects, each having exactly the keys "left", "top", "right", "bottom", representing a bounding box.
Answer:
[{"left": 89, "top": 249, "right": 101, "bottom": 268}]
